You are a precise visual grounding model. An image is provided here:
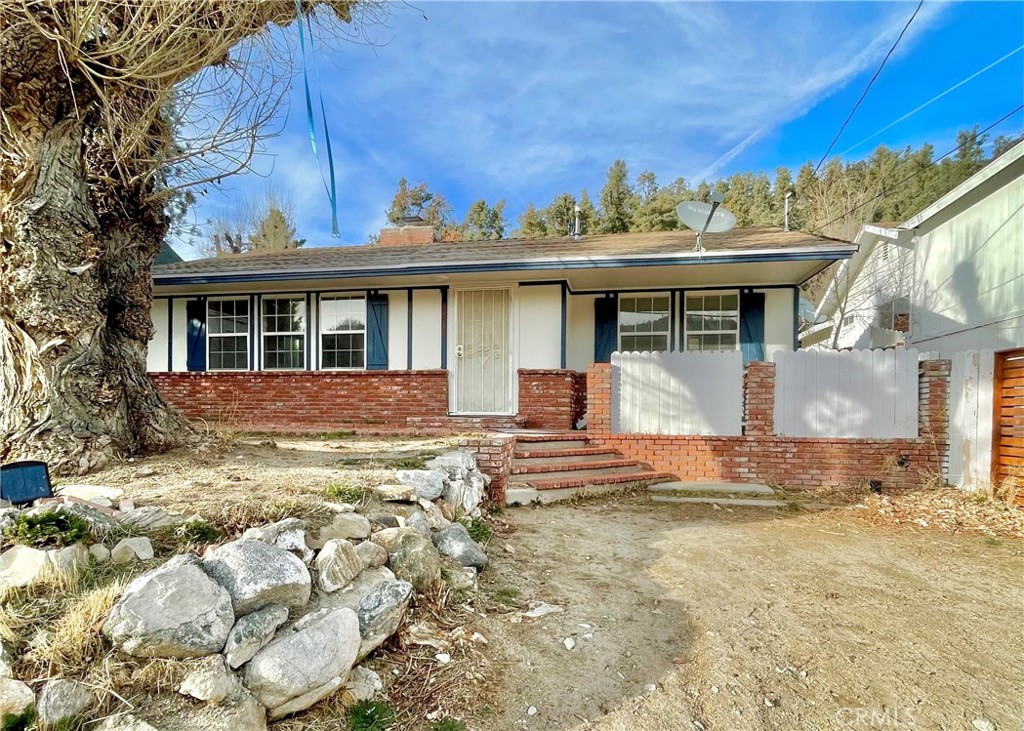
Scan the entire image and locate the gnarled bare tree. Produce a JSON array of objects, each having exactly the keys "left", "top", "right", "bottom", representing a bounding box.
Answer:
[{"left": 1, "top": 1, "right": 368, "bottom": 473}]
